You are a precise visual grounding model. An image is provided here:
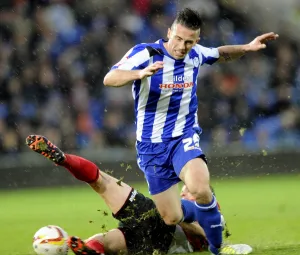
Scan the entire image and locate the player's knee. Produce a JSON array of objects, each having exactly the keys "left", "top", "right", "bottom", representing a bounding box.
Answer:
[
  {"left": 162, "top": 216, "right": 182, "bottom": 225},
  {"left": 189, "top": 185, "right": 212, "bottom": 204},
  {"left": 160, "top": 212, "right": 183, "bottom": 225}
]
